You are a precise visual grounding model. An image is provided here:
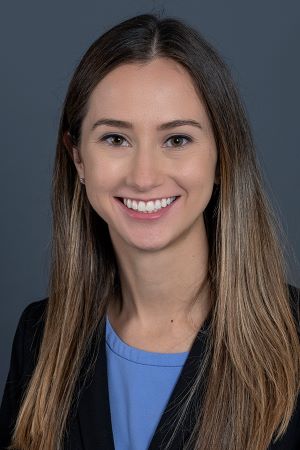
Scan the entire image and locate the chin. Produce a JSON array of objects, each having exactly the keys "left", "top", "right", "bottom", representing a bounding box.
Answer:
[
  {"left": 129, "top": 239, "right": 168, "bottom": 252},
  {"left": 132, "top": 232, "right": 183, "bottom": 252}
]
